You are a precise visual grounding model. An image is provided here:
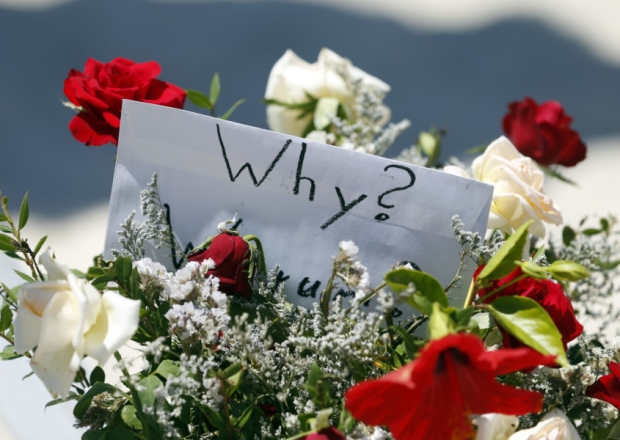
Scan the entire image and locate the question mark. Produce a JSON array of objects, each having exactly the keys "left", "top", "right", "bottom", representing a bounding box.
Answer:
[{"left": 374, "top": 164, "right": 416, "bottom": 222}]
